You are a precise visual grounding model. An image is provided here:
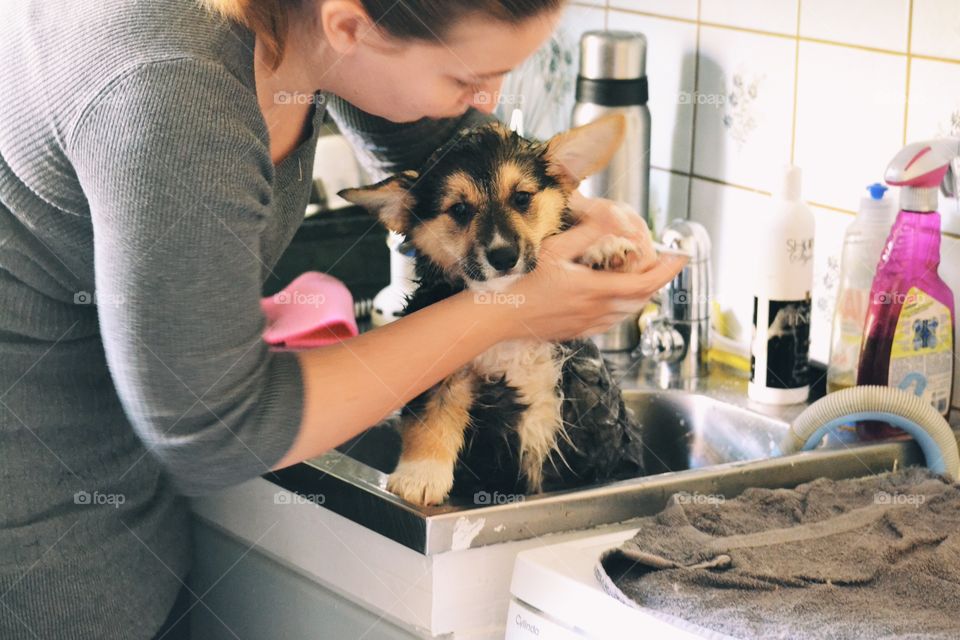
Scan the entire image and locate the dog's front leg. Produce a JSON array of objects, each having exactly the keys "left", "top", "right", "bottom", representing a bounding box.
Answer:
[{"left": 387, "top": 370, "right": 474, "bottom": 506}]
